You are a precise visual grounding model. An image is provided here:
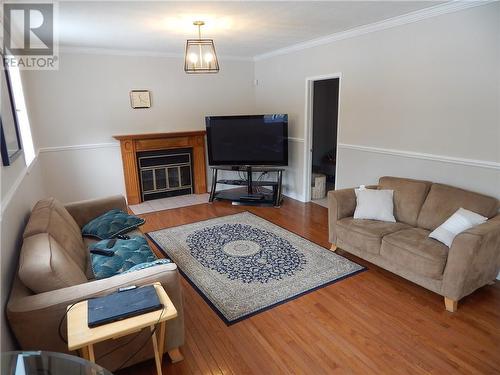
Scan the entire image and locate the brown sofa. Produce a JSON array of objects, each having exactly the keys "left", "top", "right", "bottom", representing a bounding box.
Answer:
[
  {"left": 328, "top": 176, "right": 500, "bottom": 312},
  {"left": 7, "top": 195, "right": 184, "bottom": 371}
]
